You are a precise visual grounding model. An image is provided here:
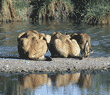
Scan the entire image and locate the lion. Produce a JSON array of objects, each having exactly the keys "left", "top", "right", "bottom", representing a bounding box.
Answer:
[
  {"left": 47, "top": 32, "right": 81, "bottom": 59},
  {"left": 48, "top": 73, "right": 80, "bottom": 88},
  {"left": 17, "top": 30, "right": 48, "bottom": 60},
  {"left": 77, "top": 73, "right": 91, "bottom": 89},
  {"left": 18, "top": 74, "right": 48, "bottom": 89},
  {"left": 70, "top": 33, "right": 93, "bottom": 57}
]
